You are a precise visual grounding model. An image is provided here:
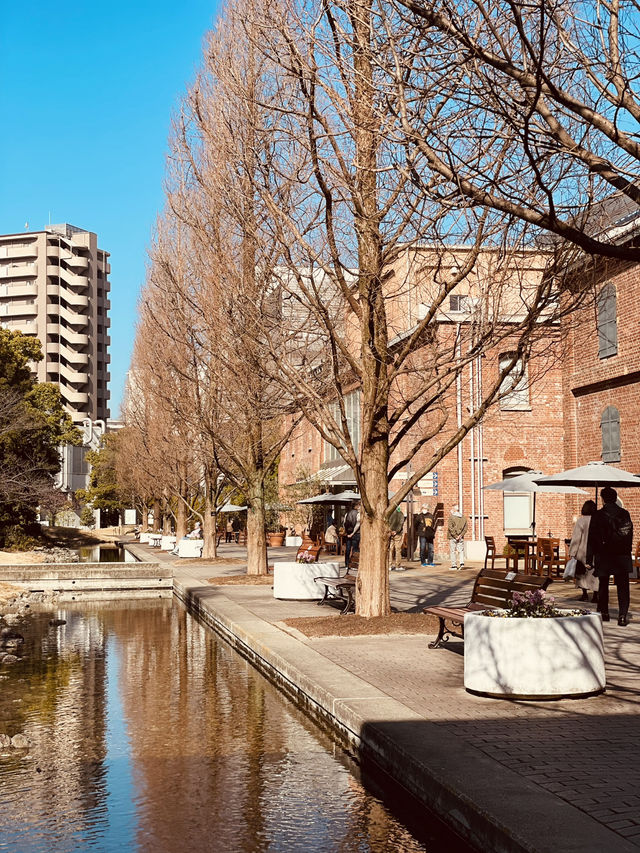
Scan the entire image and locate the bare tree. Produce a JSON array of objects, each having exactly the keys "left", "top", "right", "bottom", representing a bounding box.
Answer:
[
  {"left": 234, "top": 0, "right": 592, "bottom": 615},
  {"left": 391, "top": 0, "right": 640, "bottom": 261}
]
